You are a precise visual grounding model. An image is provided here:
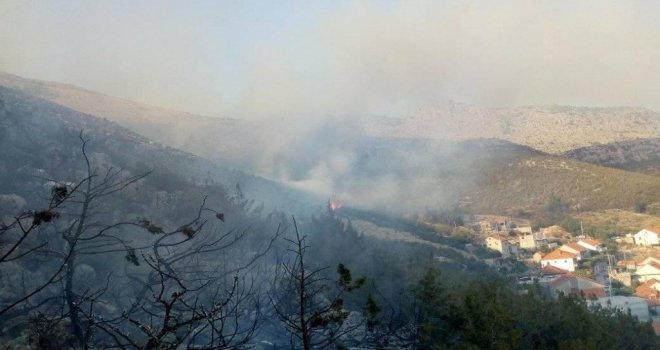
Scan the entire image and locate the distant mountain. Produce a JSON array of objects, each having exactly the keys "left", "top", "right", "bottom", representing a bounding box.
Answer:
[
  {"left": 4, "top": 72, "right": 660, "bottom": 166},
  {"left": 3, "top": 72, "right": 660, "bottom": 219},
  {"left": 0, "top": 71, "right": 271, "bottom": 170},
  {"left": 564, "top": 138, "right": 660, "bottom": 176},
  {"left": 361, "top": 102, "right": 660, "bottom": 154}
]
